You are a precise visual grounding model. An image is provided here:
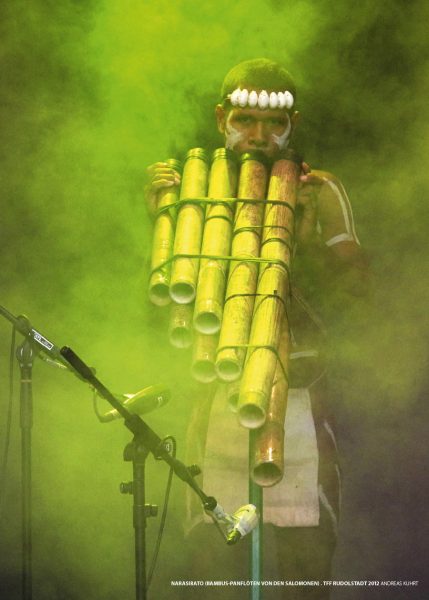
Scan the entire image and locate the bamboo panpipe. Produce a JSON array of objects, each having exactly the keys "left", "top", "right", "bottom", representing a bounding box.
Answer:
[
  {"left": 251, "top": 325, "right": 289, "bottom": 486},
  {"left": 191, "top": 332, "right": 219, "bottom": 383},
  {"left": 168, "top": 302, "right": 193, "bottom": 348},
  {"left": 215, "top": 151, "right": 269, "bottom": 382},
  {"left": 193, "top": 149, "right": 238, "bottom": 334},
  {"left": 148, "top": 159, "right": 182, "bottom": 306},
  {"left": 238, "top": 149, "right": 301, "bottom": 428},
  {"left": 147, "top": 146, "right": 303, "bottom": 492},
  {"left": 170, "top": 148, "right": 209, "bottom": 304}
]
